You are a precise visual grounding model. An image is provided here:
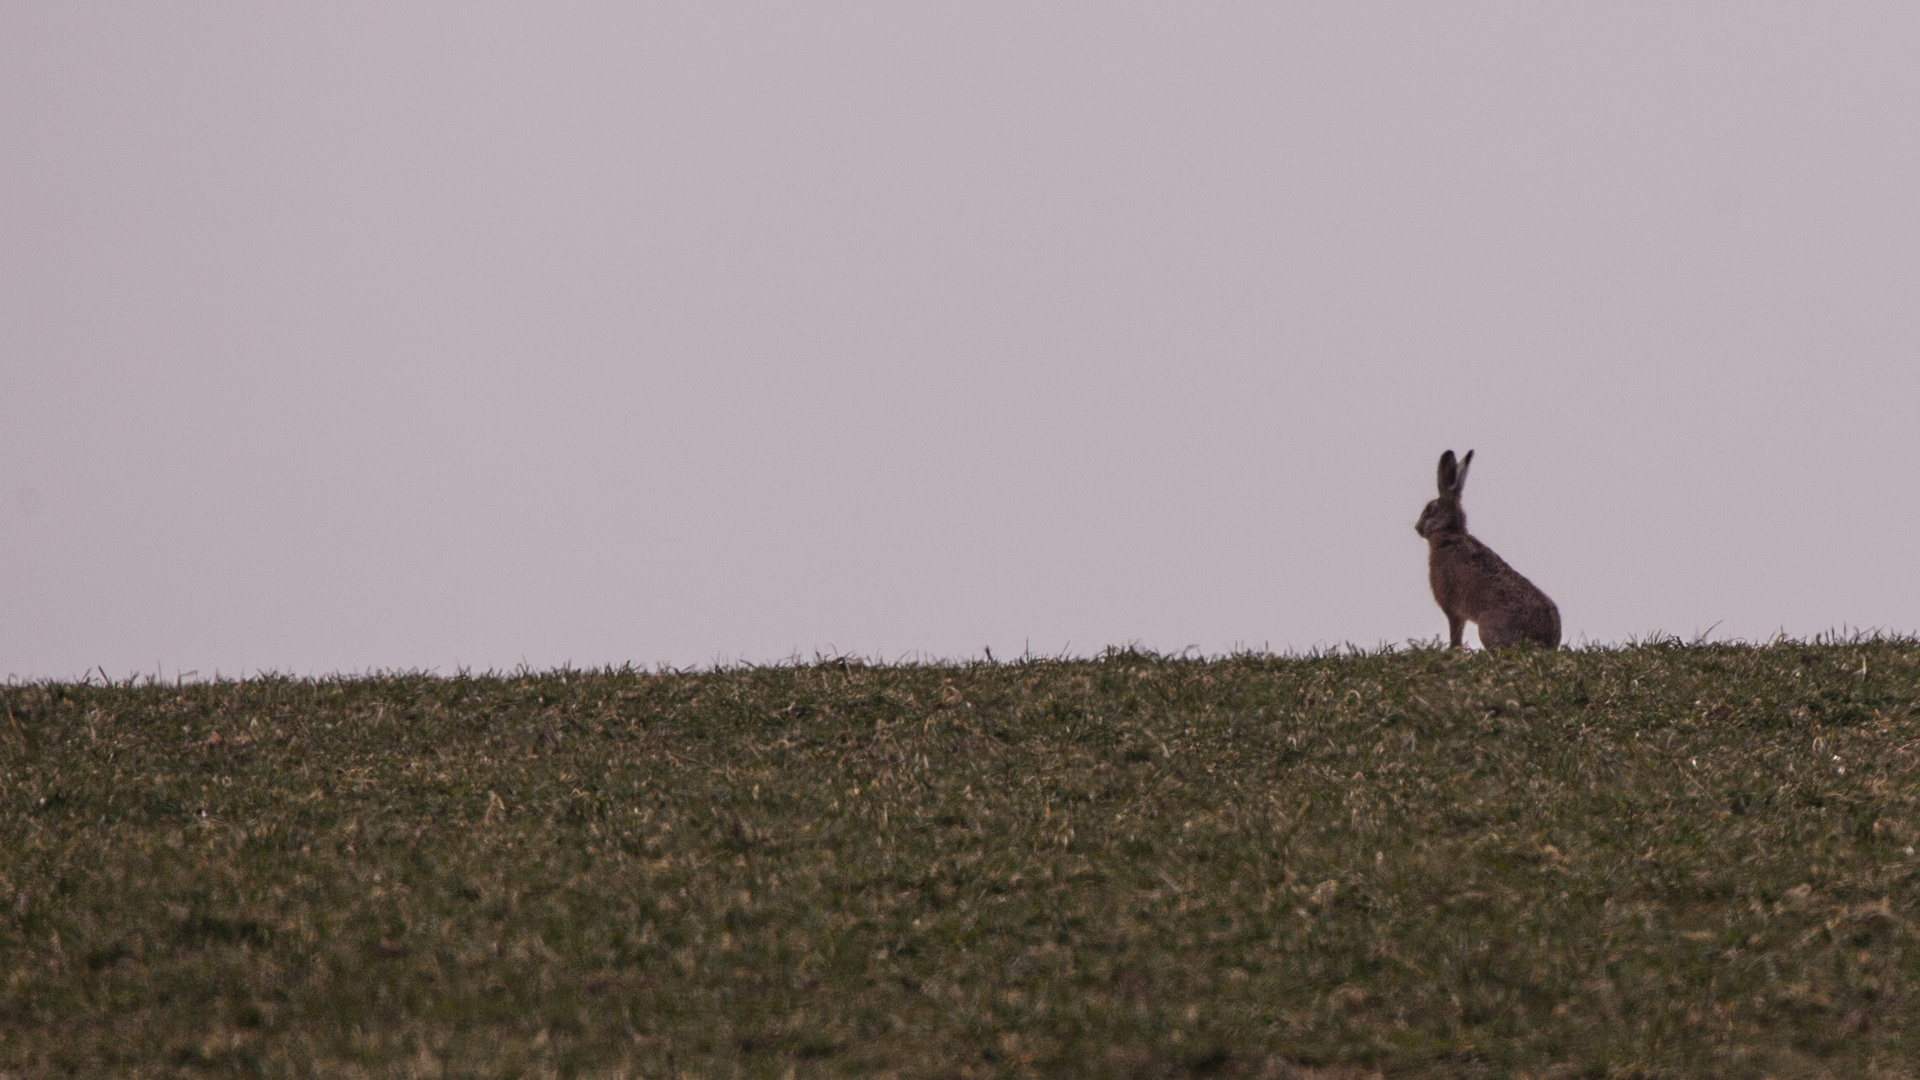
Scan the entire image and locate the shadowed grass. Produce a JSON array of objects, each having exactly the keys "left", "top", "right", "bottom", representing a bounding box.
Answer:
[{"left": 3, "top": 640, "right": 1919, "bottom": 1077}]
